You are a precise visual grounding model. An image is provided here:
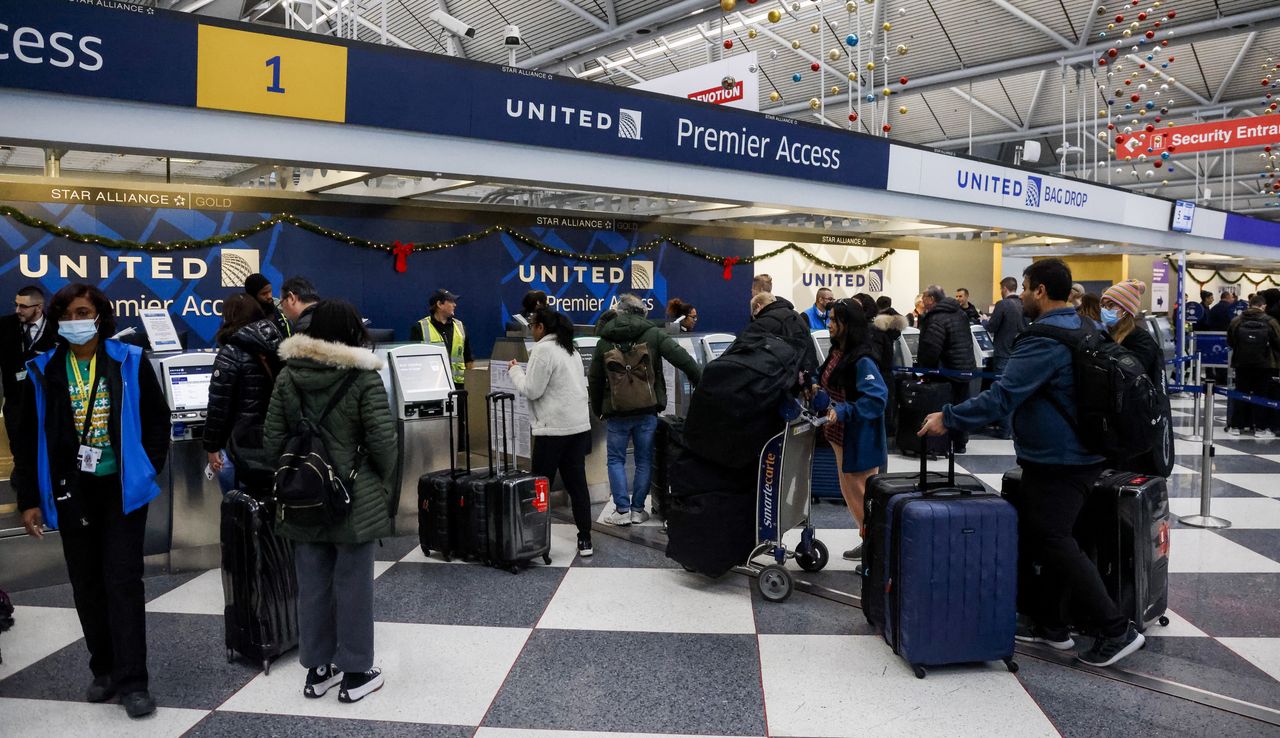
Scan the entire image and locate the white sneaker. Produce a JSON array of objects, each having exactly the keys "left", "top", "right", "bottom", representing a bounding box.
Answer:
[
  {"left": 1256, "top": 429, "right": 1276, "bottom": 440},
  {"left": 605, "top": 510, "right": 632, "bottom": 526},
  {"left": 631, "top": 509, "right": 651, "bottom": 524},
  {"left": 1228, "top": 427, "right": 1243, "bottom": 436}
]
